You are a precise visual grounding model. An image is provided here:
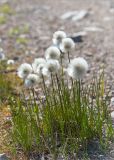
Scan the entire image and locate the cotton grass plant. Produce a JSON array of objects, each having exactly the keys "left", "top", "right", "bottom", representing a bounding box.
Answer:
[{"left": 9, "top": 31, "right": 114, "bottom": 159}]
